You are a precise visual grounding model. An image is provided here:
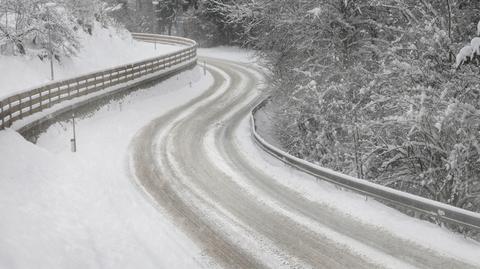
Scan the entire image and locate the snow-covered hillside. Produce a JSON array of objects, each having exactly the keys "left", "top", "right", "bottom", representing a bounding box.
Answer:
[{"left": 0, "top": 23, "right": 179, "bottom": 99}]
